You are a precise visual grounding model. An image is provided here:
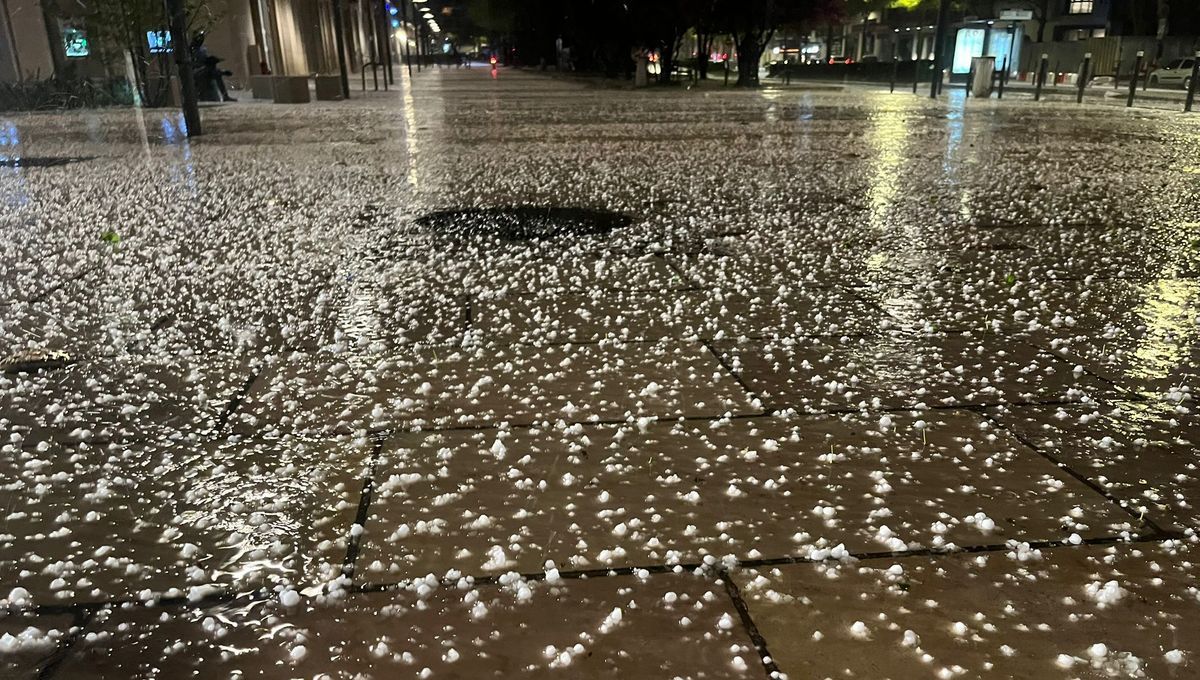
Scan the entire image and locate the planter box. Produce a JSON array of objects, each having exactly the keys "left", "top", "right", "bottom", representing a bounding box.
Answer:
[
  {"left": 272, "top": 76, "right": 310, "bottom": 104},
  {"left": 249, "top": 75, "right": 275, "bottom": 99},
  {"left": 314, "top": 75, "right": 344, "bottom": 101}
]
